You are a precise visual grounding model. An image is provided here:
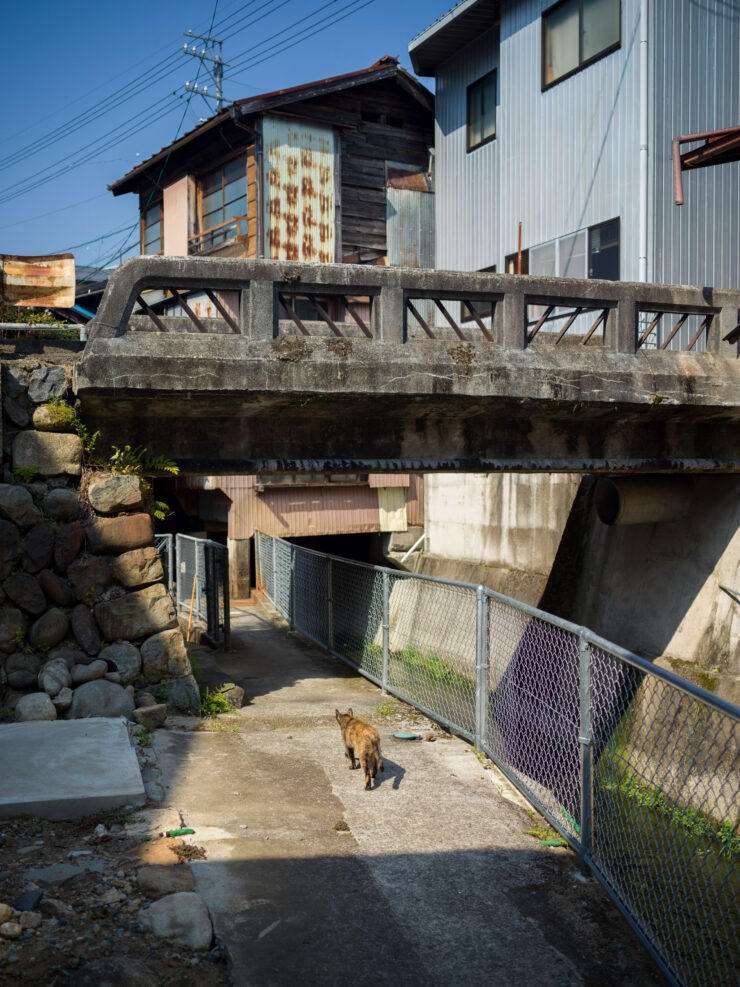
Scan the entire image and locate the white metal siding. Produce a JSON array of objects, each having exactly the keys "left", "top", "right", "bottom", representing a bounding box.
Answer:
[
  {"left": 650, "top": 0, "right": 740, "bottom": 289},
  {"left": 386, "top": 188, "right": 436, "bottom": 267},
  {"left": 435, "top": 0, "right": 643, "bottom": 280}
]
